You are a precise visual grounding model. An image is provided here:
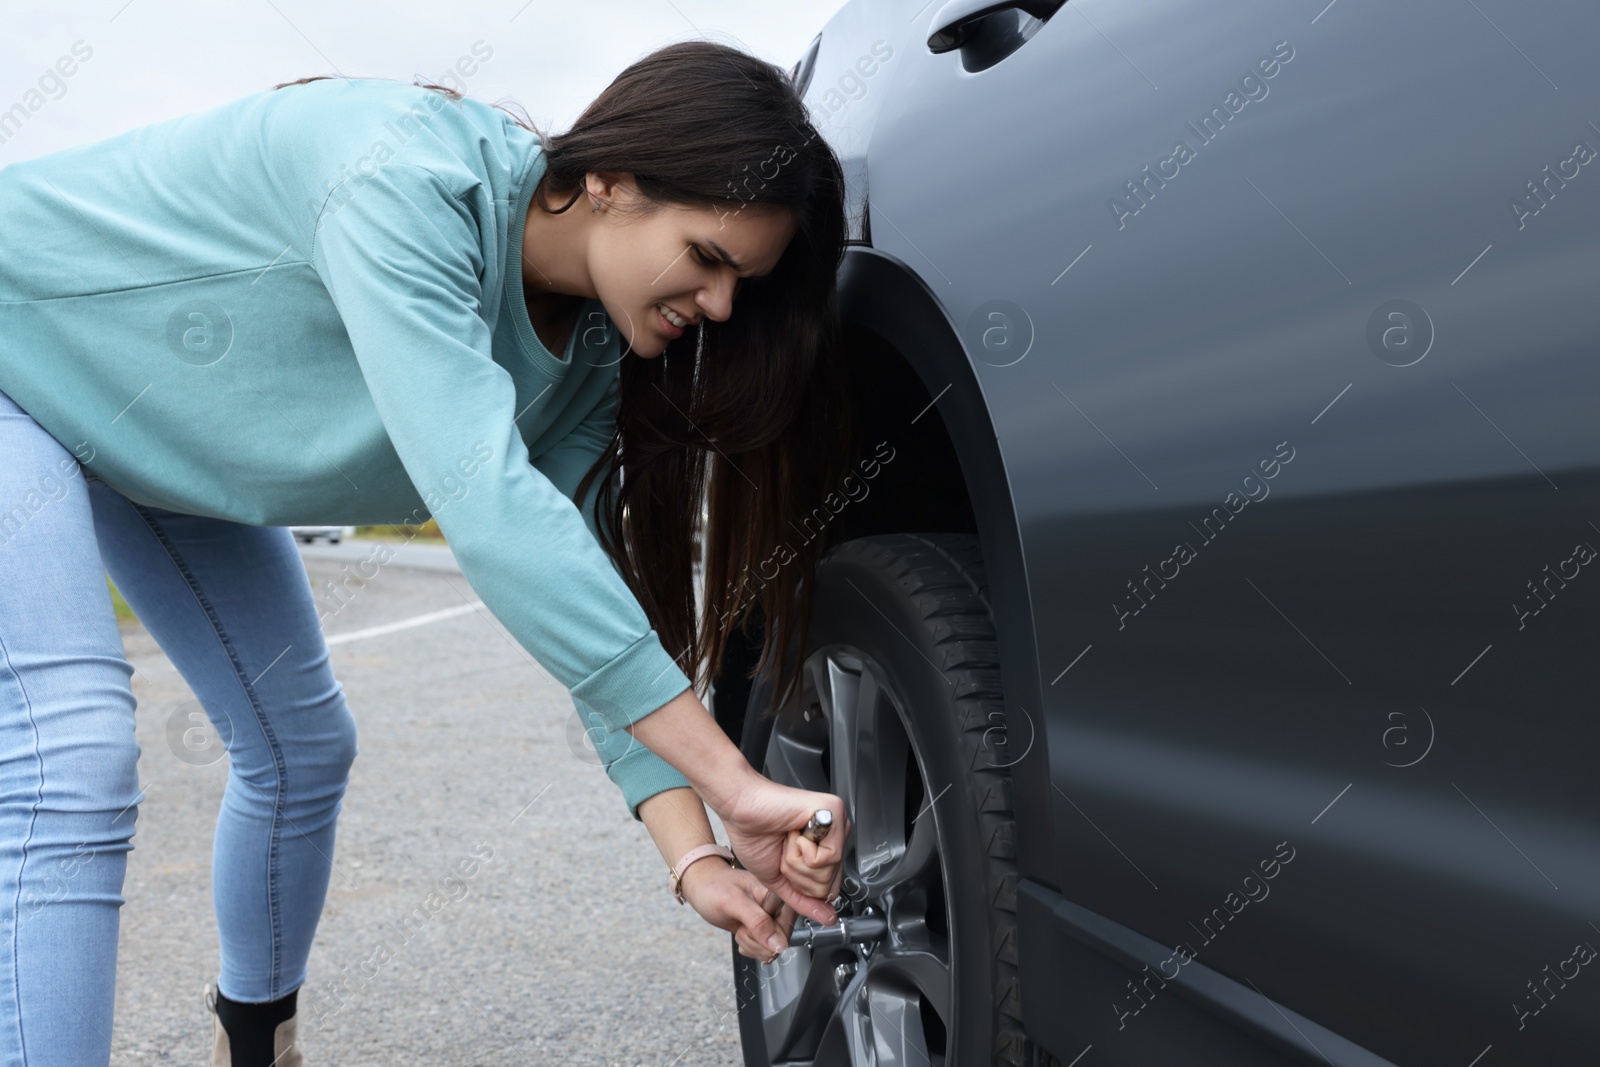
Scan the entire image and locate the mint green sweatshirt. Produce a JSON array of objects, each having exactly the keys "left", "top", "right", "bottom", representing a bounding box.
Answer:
[{"left": 0, "top": 77, "right": 696, "bottom": 819}]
